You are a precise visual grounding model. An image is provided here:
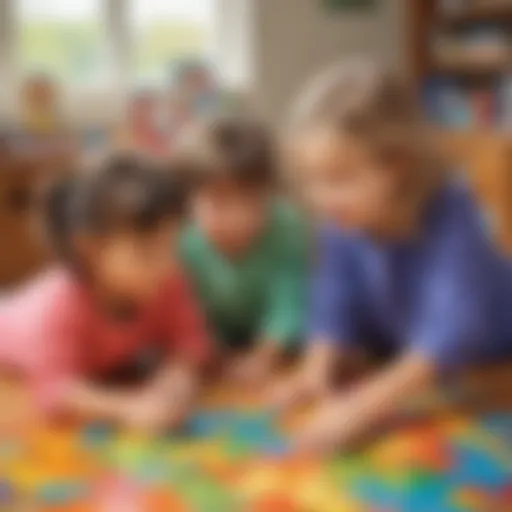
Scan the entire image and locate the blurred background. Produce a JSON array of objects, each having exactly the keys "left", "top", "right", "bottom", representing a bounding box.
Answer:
[{"left": 0, "top": 0, "right": 510, "bottom": 288}]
